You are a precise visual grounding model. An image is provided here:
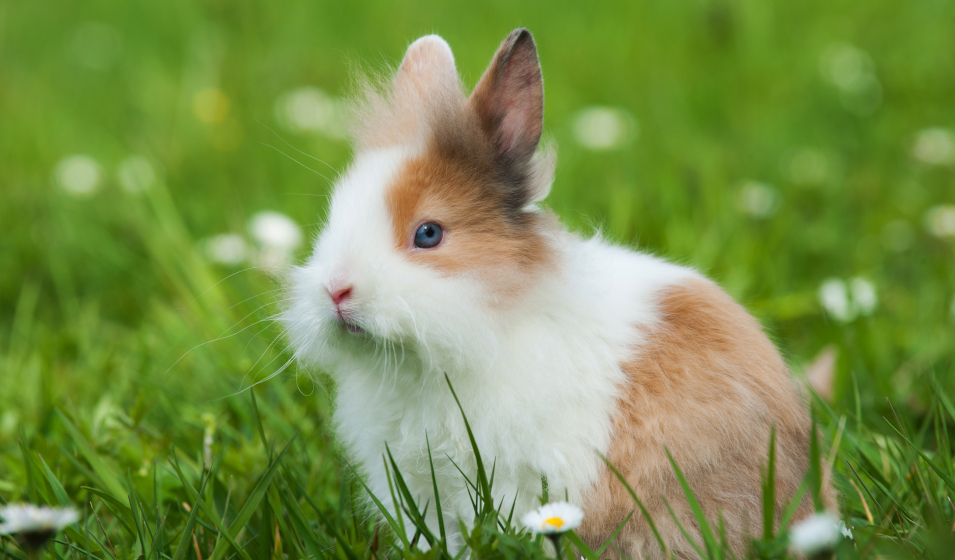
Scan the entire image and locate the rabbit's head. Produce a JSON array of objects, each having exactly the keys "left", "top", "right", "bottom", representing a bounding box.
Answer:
[{"left": 284, "top": 29, "right": 557, "bottom": 376}]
